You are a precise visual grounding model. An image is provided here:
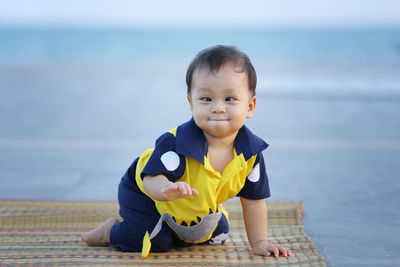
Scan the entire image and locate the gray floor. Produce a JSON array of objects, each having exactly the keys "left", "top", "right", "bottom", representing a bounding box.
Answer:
[{"left": 1, "top": 63, "right": 400, "bottom": 266}]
